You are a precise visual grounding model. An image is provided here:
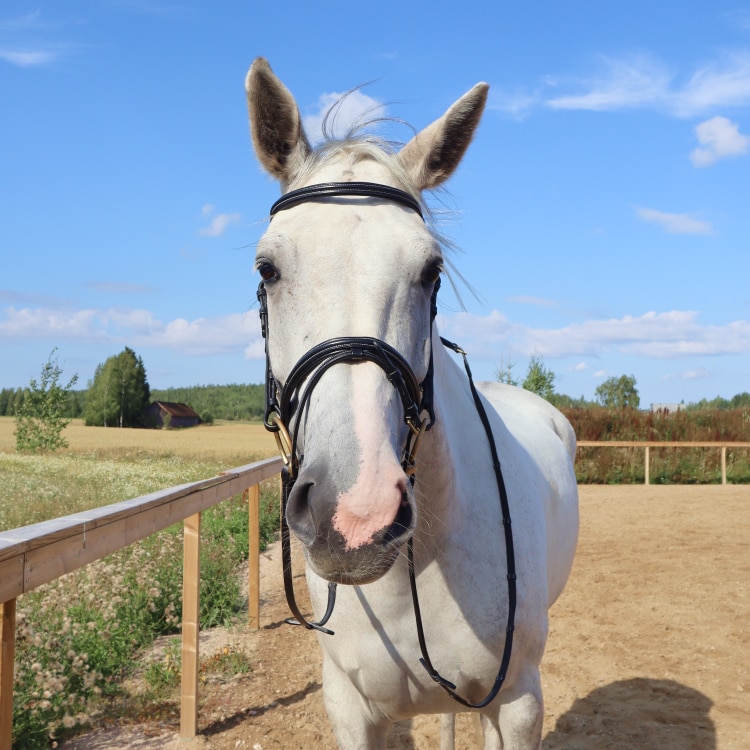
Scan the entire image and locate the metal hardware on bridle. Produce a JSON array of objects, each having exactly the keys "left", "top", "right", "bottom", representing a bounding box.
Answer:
[{"left": 258, "top": 181, "right": 516, "bottom": 708}]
